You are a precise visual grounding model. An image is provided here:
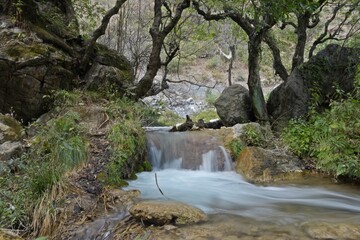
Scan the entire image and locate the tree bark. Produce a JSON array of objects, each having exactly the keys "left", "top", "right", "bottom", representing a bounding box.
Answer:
[
  {"left": 80, "top": 0, "right": 127, "bottom": 73},
  {"left": 228, "top": 45, "right": 235, "bottom": 86},
  {"left": 132, "top": 0, "right": 190, "bottom": 100},
  {"left": 292, "top": 12, "right": 311, "bottom": 71},
  {"left": 248, "top": 33, "right": 269, "bottom": 122},
  {"left": 263, "top": 32, "right": 289, "bottom": 81}
]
